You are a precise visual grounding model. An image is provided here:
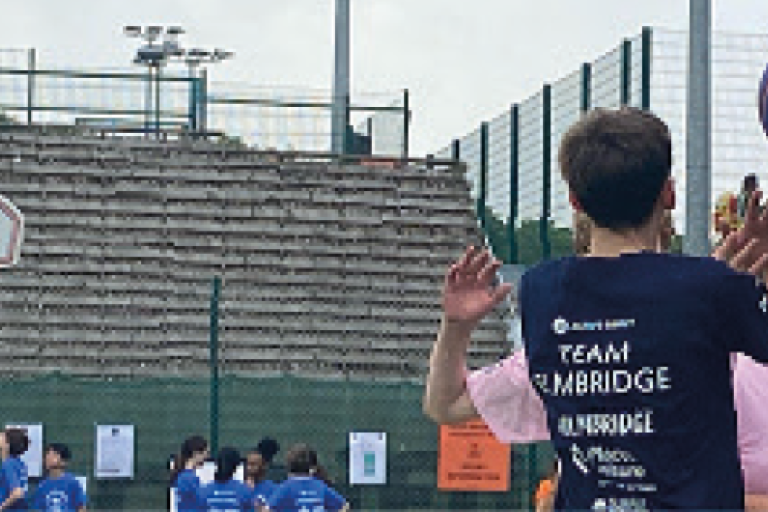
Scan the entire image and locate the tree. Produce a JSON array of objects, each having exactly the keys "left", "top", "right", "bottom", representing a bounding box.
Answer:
[{"left": 479, "top": 205, "right": 574, "bottom": 266}]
